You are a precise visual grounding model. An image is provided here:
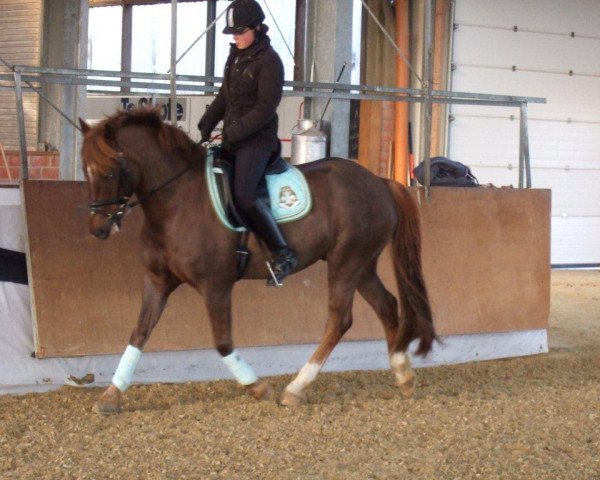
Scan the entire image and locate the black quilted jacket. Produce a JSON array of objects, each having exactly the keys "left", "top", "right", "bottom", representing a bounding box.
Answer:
[{"left": 198, "top": 32, "right": 284, "bottom": 153}]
